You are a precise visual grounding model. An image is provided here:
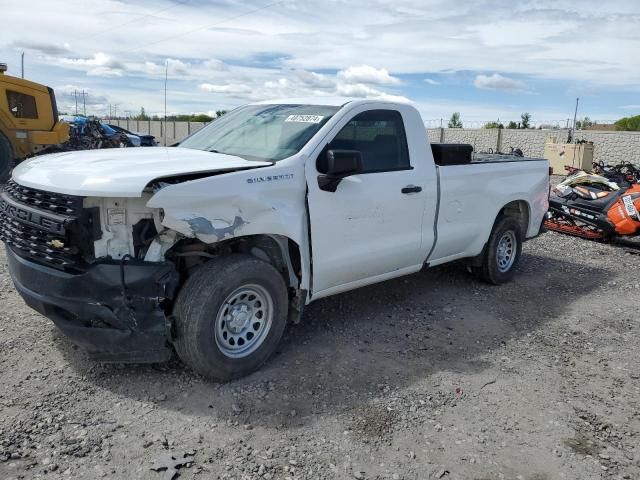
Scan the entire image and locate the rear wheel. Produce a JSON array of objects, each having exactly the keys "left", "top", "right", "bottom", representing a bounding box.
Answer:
[
  {"left": 173, "top": 255, "right": 288, "bottom": 381},
  {"left": 0, "top": 134, "right": 14, "bottom": 184},
  {"left": 474, "top": 216, "right": 523, "bottom": 284}
]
